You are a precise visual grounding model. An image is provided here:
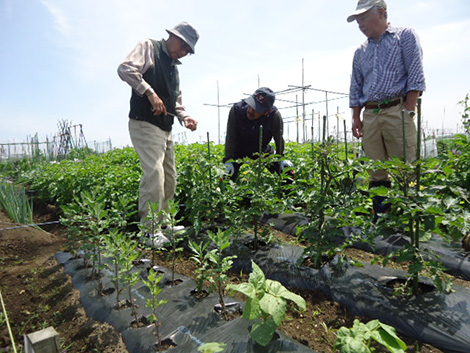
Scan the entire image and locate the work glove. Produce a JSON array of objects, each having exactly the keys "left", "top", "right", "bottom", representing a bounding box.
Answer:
[
  {"left": 280, "top": 159, "right": 294, "bottom": 172},
  {"left": 224, "top": 162, "right": 235, "bottom": 176}
]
